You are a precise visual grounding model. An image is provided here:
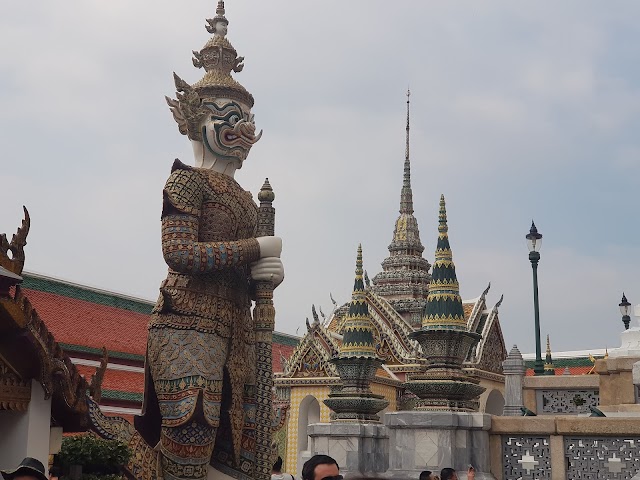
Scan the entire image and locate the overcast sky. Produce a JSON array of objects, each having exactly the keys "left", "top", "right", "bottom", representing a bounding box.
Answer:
[{"left": 2, "top": 1, "right": 640, "bottom": 354}]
